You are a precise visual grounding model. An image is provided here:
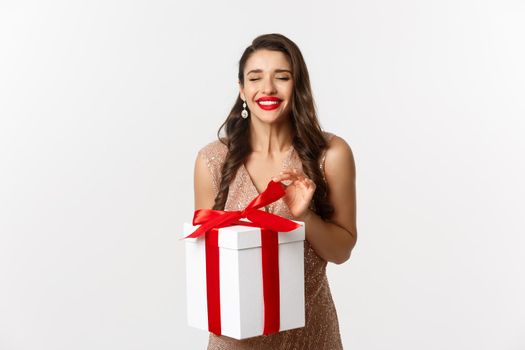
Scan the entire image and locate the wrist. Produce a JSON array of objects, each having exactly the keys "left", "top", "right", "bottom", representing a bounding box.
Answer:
[{"left": 296, "top": 208, "right": 313, "bottom": 222}]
